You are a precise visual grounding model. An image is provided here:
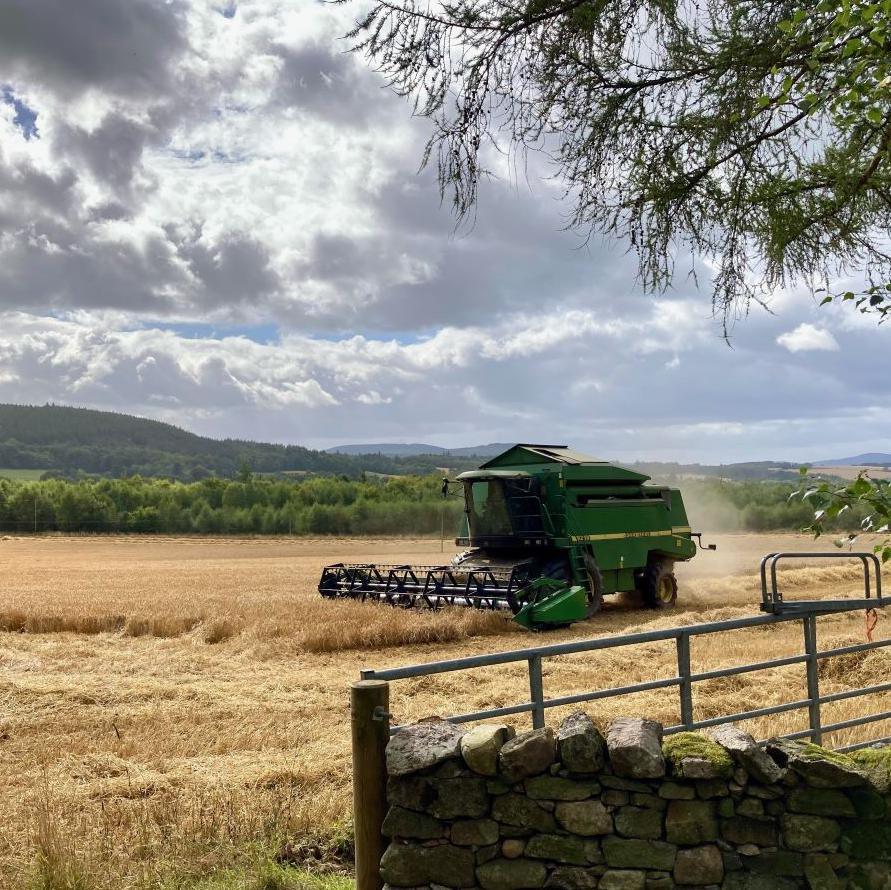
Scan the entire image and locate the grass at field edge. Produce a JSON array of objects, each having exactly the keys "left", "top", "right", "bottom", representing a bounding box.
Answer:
[
  {"left": 0, "top": 468, "right": 47, "bottom": 481},
  {"left": 153, "top": 863, "right": 353, "bottom": 890},
  {"left": 24, "top": 850, "right": 355, "bottom": 890},
  {"left": 25, "top": 863, "right": 353, "bottom": 890}
]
